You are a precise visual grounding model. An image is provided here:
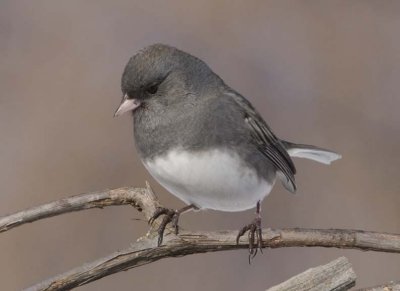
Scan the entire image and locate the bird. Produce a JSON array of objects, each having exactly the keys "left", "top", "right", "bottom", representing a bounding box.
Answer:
[{"left": 114, "top": 44, "right": 341, "bottom": 257}]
